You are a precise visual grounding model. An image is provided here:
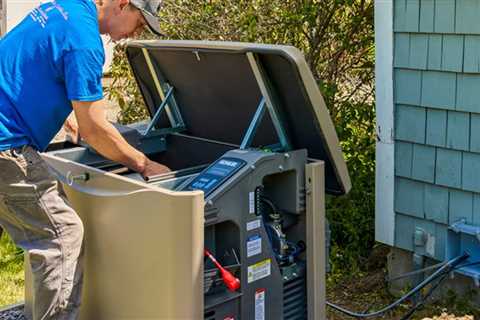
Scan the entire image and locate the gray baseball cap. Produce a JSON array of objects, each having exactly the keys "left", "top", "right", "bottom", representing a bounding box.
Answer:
[{"left": 130, "top": 0, "right": 164, "bottom": 36}]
